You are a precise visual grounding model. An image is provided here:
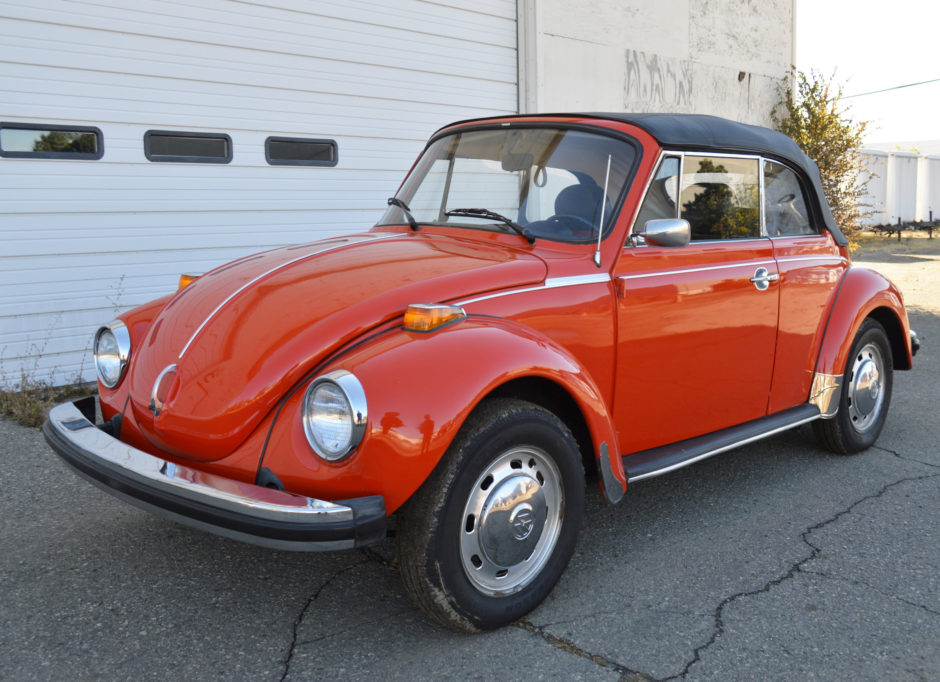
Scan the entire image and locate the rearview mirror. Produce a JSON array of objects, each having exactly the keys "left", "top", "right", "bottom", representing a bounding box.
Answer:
[
  {"left": 501, "top": 153, "right": 534, "bottom": 172},
  {"left": 643, "top": 218, "right": 690, "bottom": 248}
]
